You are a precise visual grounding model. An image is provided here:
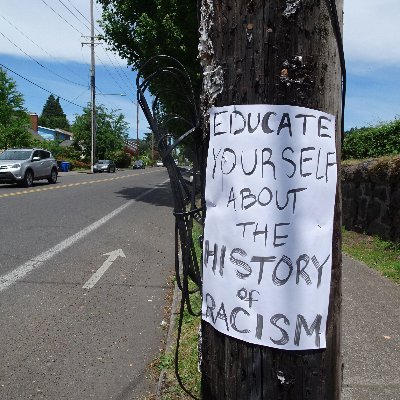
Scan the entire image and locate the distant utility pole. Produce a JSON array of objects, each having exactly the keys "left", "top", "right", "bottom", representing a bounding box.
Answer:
[
  {"left": 200, "top": 1, "right": 344, "bottom": 399},
  {"left": 90, "top": 0, "right": 96, "bottom": 173},
  {"left": 136, "top": 101, "right": 140, "bottom": 160},
  {"left": 152, "top": 131, "right": 154, "bottom": 164}
]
